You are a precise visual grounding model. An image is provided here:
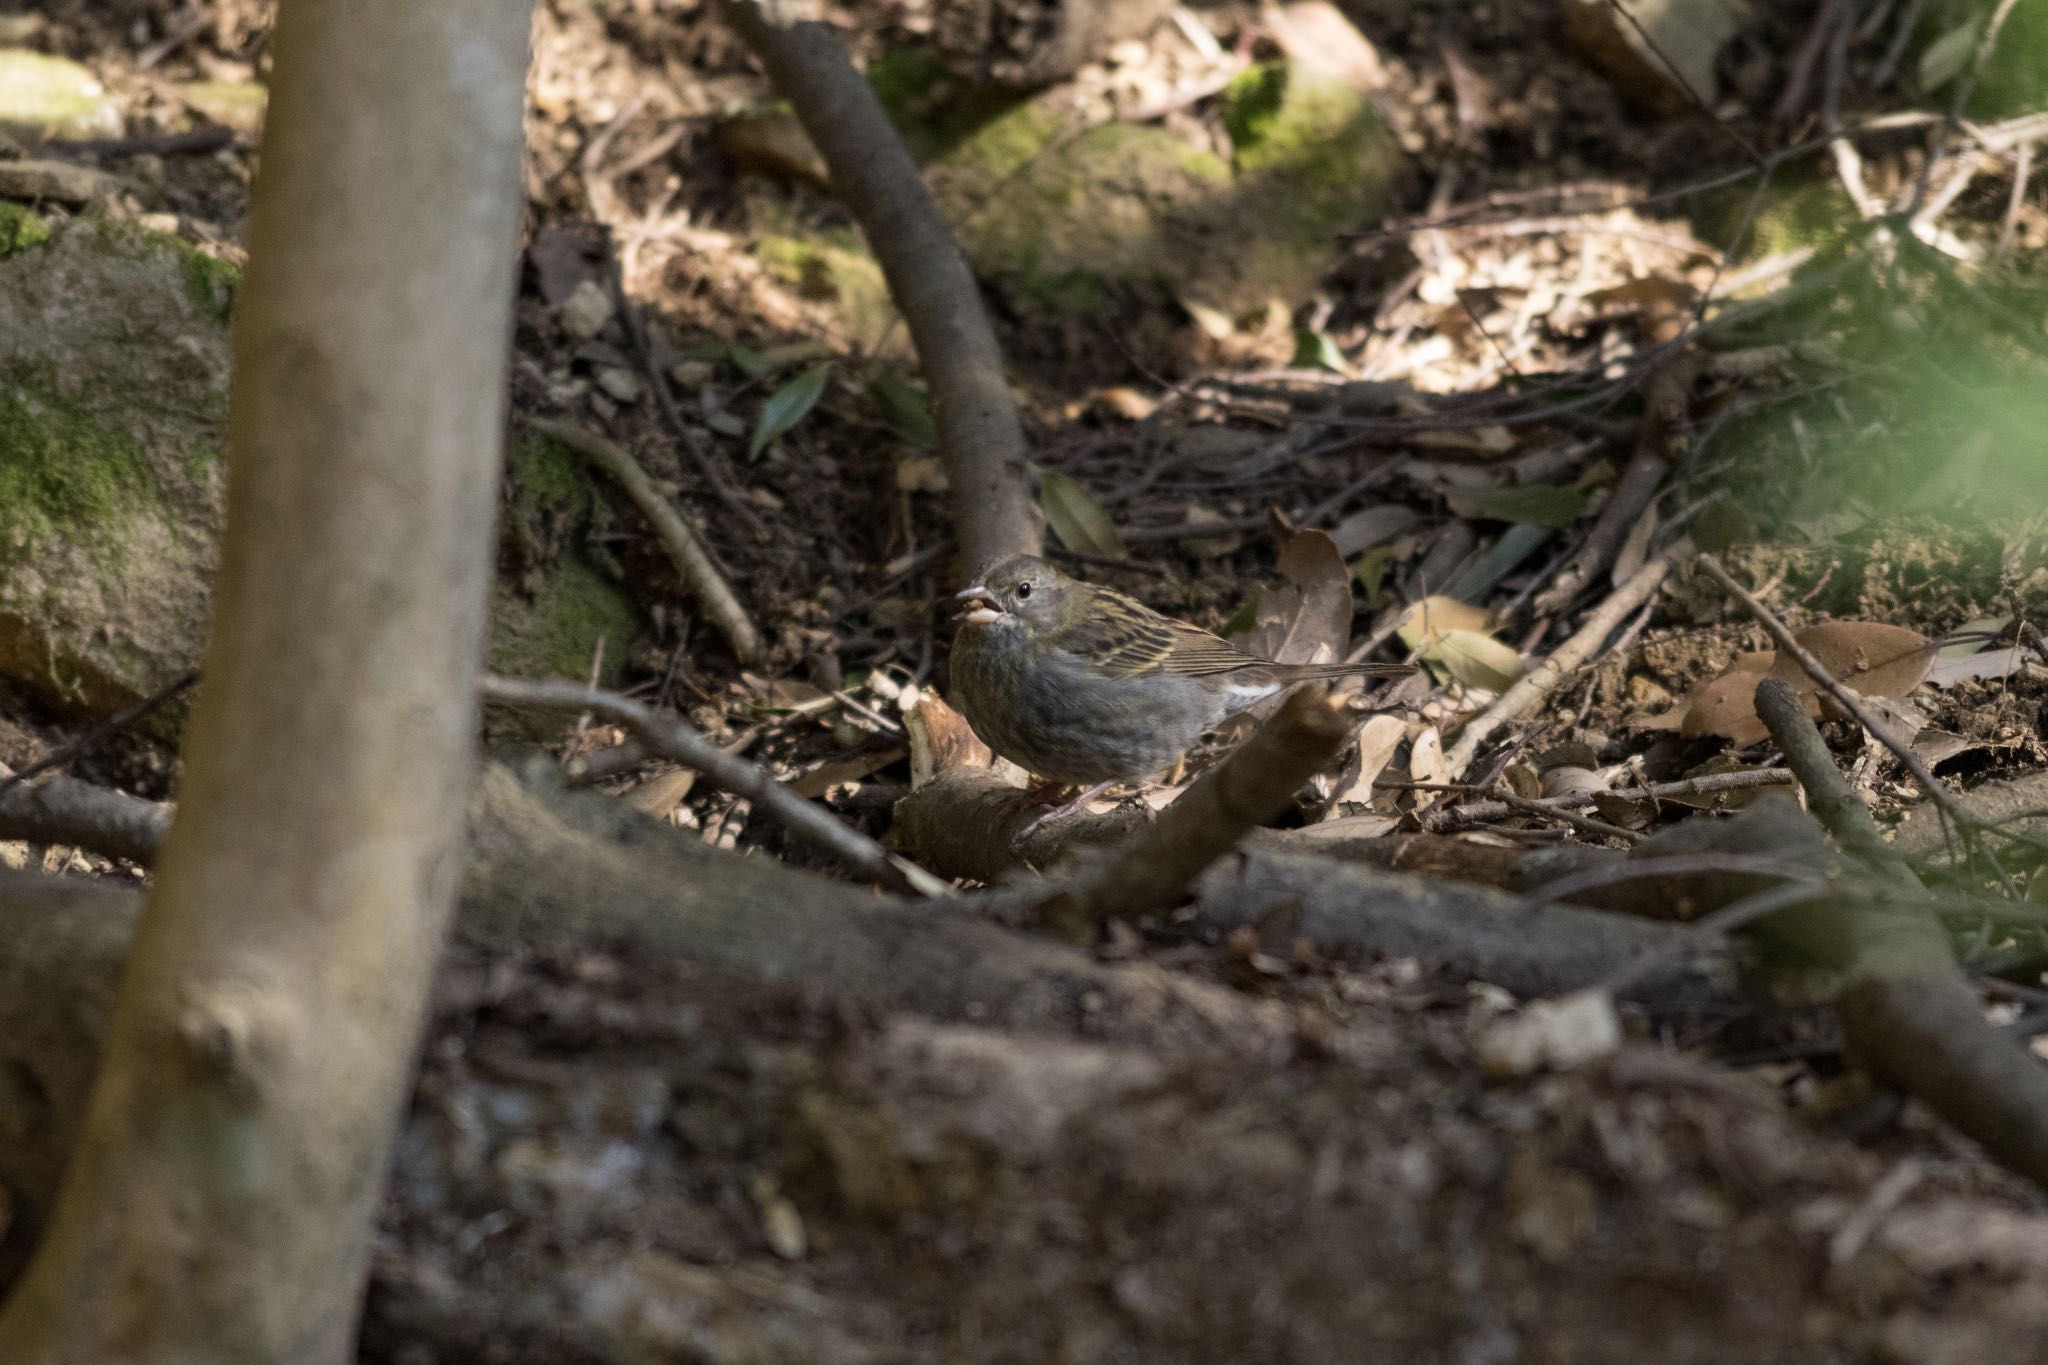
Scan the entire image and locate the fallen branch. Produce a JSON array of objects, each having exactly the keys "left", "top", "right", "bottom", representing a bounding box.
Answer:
[
  {"left": 1753, "top": 675, "right": 2048, "bottom": 1194},
  {"left": 722, "top": 0, "right": 1039, "bottom": 572},
  {"left": 0, "top": 777, "right": 171, "bottom": 867},
  {"left": 1033, "top": 688, "right": 1352, "bottom": 937},
  {"left": 481, "top": 674, "right": 944, "bottom": 896},
  {"left": 1445, "top": 550, "right": 1677, "bottom": 777},
  {"left": 529, "top": 416, "right": 764, "bottom": 665}
]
